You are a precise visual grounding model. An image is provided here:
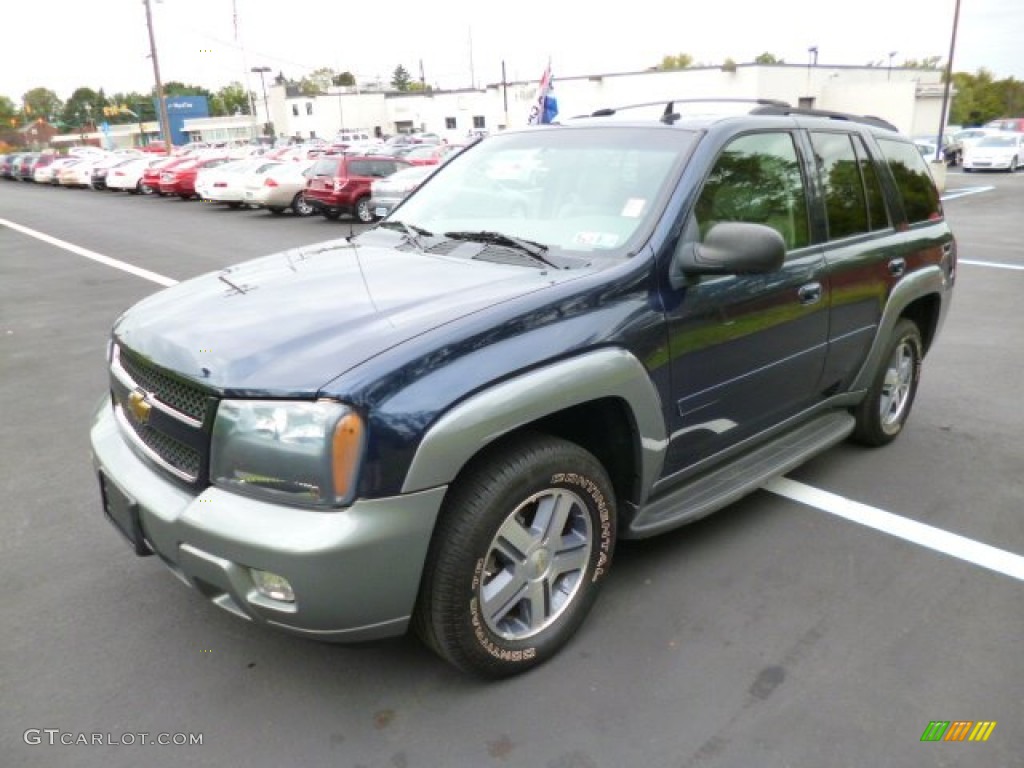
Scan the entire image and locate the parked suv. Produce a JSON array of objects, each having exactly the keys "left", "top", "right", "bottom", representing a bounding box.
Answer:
[
  {"left": 304, "top": 154, "right": 410, "bottom": 221},
  {"left": 90, "top": 99, "right": 955, "bottom": 678}
]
